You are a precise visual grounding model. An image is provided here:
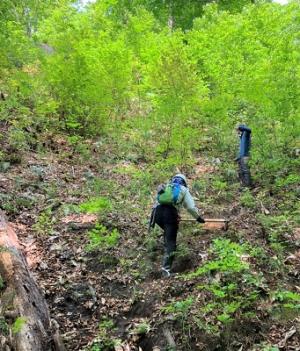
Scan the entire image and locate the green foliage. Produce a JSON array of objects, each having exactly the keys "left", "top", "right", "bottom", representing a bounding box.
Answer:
[
  {"left": 60, "top": 203, "right": 81, "bottom": 216},
  {"left": 86, "top": 224, "right": 119, "bottom": 251},
  {"left": 186, "top": 239, "right": 266, "bottom": 330},
  {"left": 146, "top": 31, "right": 208, "bottom": 162},
  {"left": 257, "top": 213, "right": 293, "bottom": 248},
  {"left": 87, "top": 317, "right": 120, "bottom": 351},
  {"left": 32, "top": 209, "right": 55, "bottom": 235},
  {"left": 271, "top": 289, "right": 300, "bottom": 310},
  {"left": 162, "top": 296, "right": 194, "bottom": 341},
  {"left": 188, "top": 2, "right": 300, "bottom": 181},
  {"left": 0, "top": 317, "right": 8, "bottom": 335},
  {"left": 108, "top": 0, "right": 254, "bottom": 30},
  {"left": 79, "top": 197, "right": 112, "bottom": 214},
  {"left": 86, "top": 178, "right": 117, "bottom": 196},
  {"left": 99, "top": 318, "right": 114, "bottom": 331},
  {"left": 275, "top": 173, "right": 300, "bottom": 189},
  {"left": 212, "top": 178, "right": 227, "bottom": 192},
  {"left": 130, "top": 320, "right": 151, "bottom": 335},
  {"left": 1, "top": 0, "right": 298, "bottom": 183},
  {"left": 240, "top": 189, "right": 256, "bottom": 209},
  {"left": 12, "top": 317, "right": 27, "bottom": 335},
  {"left": 163, "top": 297, "right": 194, "bottom": 314},
  {"left": 188, "top": 239, "right": 249, "bottom": 278},
  {"left": 196, "top": 275, "right": 259, "bottom": 328},
  {"left": 145, "top": 230, "right": 160, "bottom": 255}
]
